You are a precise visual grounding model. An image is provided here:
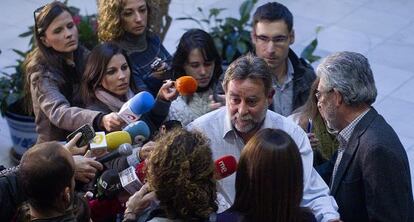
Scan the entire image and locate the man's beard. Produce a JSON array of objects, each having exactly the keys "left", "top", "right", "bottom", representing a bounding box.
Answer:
[{"left": 231, "top": 106, "right": 267, "bottom": 134}]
